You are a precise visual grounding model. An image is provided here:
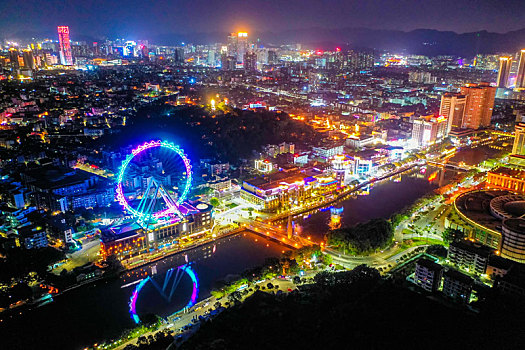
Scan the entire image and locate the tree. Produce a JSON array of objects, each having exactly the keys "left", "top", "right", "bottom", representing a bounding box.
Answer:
[
  {"left": 228, "top": 291, "right": 242, "bottom": 304},
  {"left": 442, "top": 228, "right": 465, "bottom": 245},
  {"left": 209, "top": 197, "right": 220, "bottom": 207}
]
